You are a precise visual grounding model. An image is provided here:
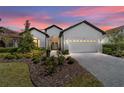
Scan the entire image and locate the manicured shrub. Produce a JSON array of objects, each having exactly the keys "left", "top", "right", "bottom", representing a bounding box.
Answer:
[
  {"left": 66, "top": 56, "right": 74, "bottom": 64},
  {"left": 0, "top": 53, "right": 10, "bottom": 58},
  {"left": 23, "top": 53, "right": 33, "bottom": 58},
  {"left": 103, "top": 47, "right": 113, "bottom": 55},
  {"left": 45, "top": 56, "right": 57, "bottom": 74},
  {"left": 8, "top": 48, "right": 18, "bottom": 54},
  {"left": 120, "top": 51, "right": 124, "bottom": 57},
  {"left": 62, "top": 50, "right": 69, "bottom": 55},
  {"left": 32, "top": 57, "right": 41, "bottom": 64},
  {"left": 32, "top": 50, "right": 42, "bottom": 57},
  {"left": 34, "top": 47, "right": 42, "bottom": 50},
  {"left": 15, "top": 54, "right": 24, "bottom": 59},
  {"left": 0, "top": 48, "right": 17, "bottom": 53},
  {"left": 46, "top": 49, "right": 50, "bottom": 57},
  {"left": 4, "top": 54, "right": 16, "bottom": 59},
  {"left": 118, "top": 44, "right": 124, "bottom": 50},
  {"left": 41, "top": 56, "right": 47, "bottom": 61},
  {"left": 58, "top": 55, "right": 65, "bottom": 65},
  {"left": 40, "top": 48, "right": 46, "bottom": 51}
]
